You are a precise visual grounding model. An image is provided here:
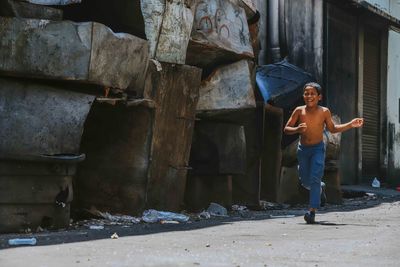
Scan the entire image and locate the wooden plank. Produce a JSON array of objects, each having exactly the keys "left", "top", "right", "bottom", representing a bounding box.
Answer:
[
  {"left": 144, "top": 61, "right": 202, "bottom": 211},
  {"left": 0, "top": 17, "right": 148, "bottom": 89},
  {"left": 186, "top": 0, "right": 254, "bottom": 68},
  {"left": 196, "top": 60, "right": 256, "bottom": 115}
]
